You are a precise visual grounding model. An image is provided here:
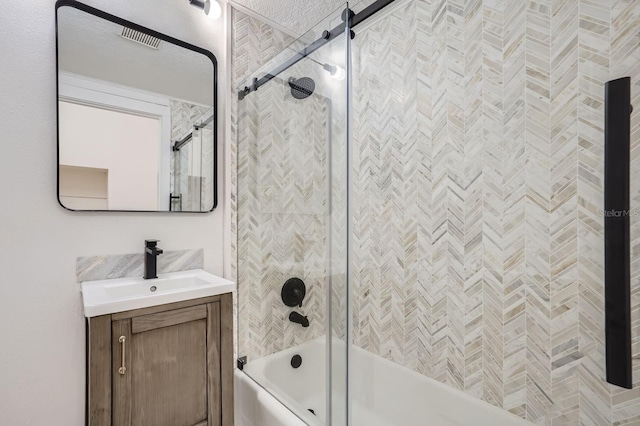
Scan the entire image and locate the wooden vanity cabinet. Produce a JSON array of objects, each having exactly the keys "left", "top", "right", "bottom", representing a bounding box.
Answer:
[{"left": 87, "top": 293, "right": 234, "bottom": 426}]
